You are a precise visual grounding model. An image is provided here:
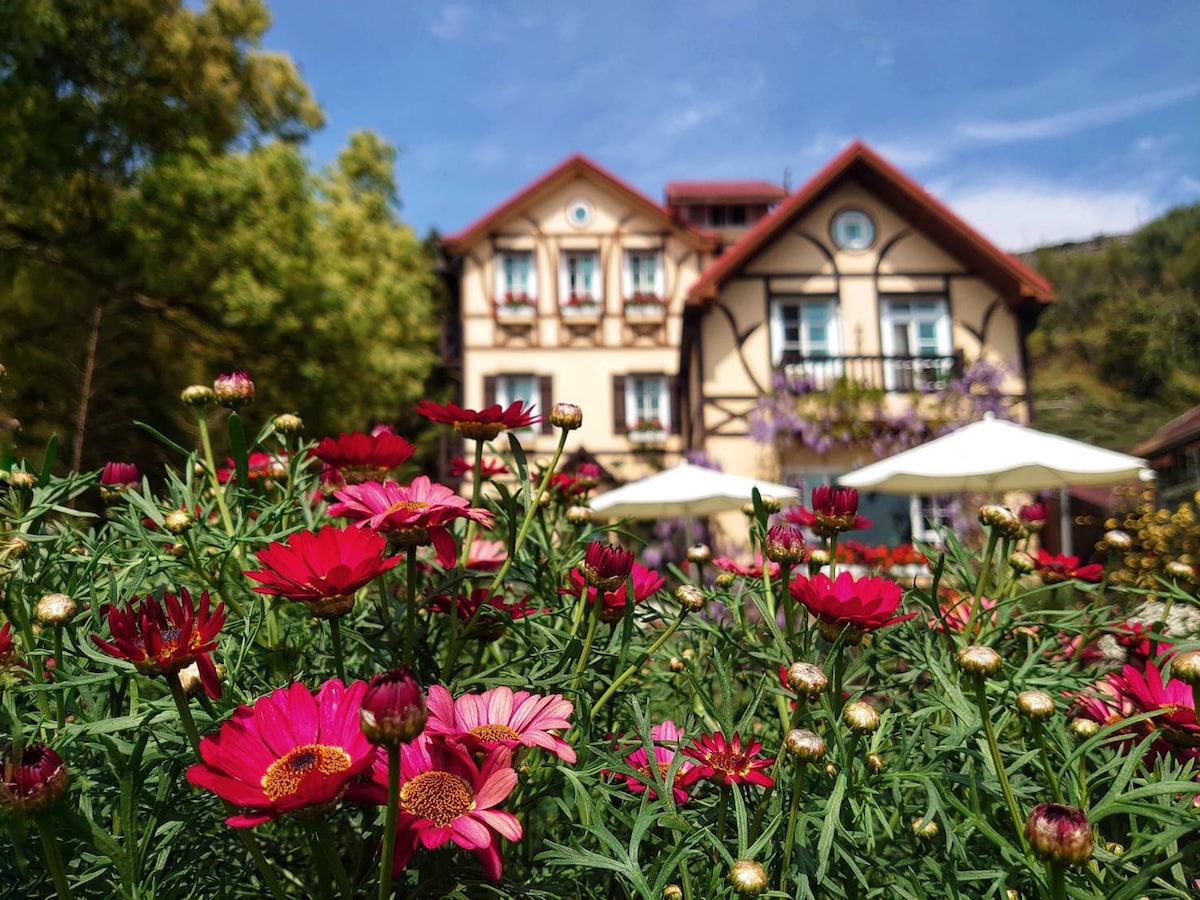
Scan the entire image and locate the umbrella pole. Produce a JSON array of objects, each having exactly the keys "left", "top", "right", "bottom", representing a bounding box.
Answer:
[{"left": 1059, "top": 485, "right": 1073, "bottom": 556}]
